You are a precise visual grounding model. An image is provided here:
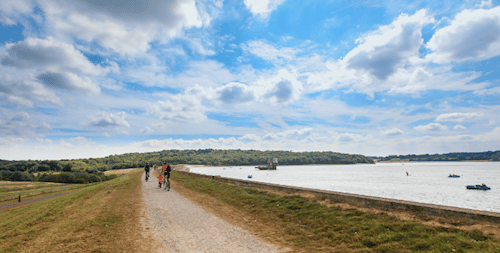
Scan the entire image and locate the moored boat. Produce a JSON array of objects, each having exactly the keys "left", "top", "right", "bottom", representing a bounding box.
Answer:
[
  {"left": 448, "top": 174, "right": 460, "bottom": 178},
  {"left": 466, "top": 184, "right": 490, "bottom": 190}
]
